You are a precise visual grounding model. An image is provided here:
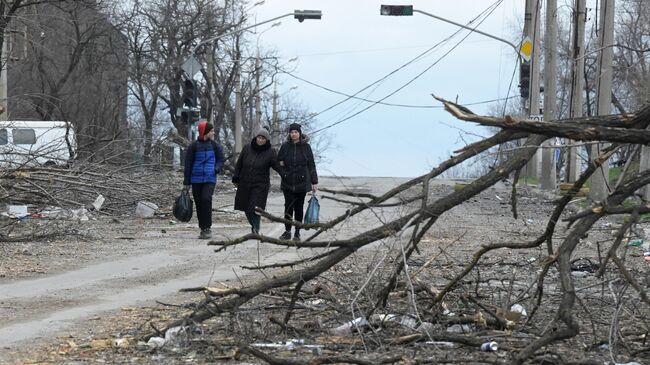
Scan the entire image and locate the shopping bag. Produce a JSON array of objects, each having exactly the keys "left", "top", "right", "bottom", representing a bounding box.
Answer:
[
  {"left": 303, "top": 194, "right": 320, "bottom": 228},
  {"left": 173, "top": 189, "right": 193, "bottom": 222}
]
